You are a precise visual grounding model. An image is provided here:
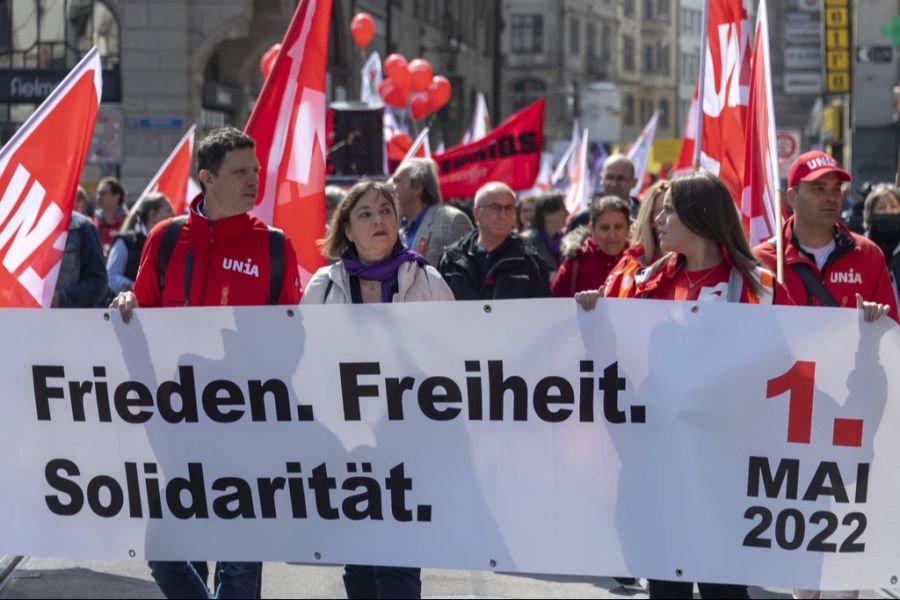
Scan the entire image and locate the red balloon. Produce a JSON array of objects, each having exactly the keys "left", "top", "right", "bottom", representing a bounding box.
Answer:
[
  {"left": 350, "top": 12, "right": 375, "bottom": 49},
  {"left": 408, "top": 58, "right": 433, "bottom": 92},
  {"left": 260, "top": 43, "right": 281, "bottom": 78},
  {"left": 378, "top": 79, "right": 408, "bottom": 108},
  {"left": 427, "top": 76, "right": 452, "bottom": 111},
  {"left": 384, "top": 53, "right": 410, "bottom": 88},
  {"left": 387, "top": 131, "right": 413, "bottom": 161},
  {"left": 410, "top": 92, "right": 432, "bottom": 120}
]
